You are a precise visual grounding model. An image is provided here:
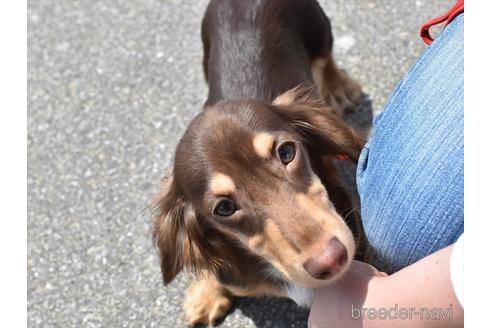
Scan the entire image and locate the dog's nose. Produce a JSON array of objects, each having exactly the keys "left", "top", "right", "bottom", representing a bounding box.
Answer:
[{"left": 302, "top": 237, "right": 348, "bottom": 280}]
